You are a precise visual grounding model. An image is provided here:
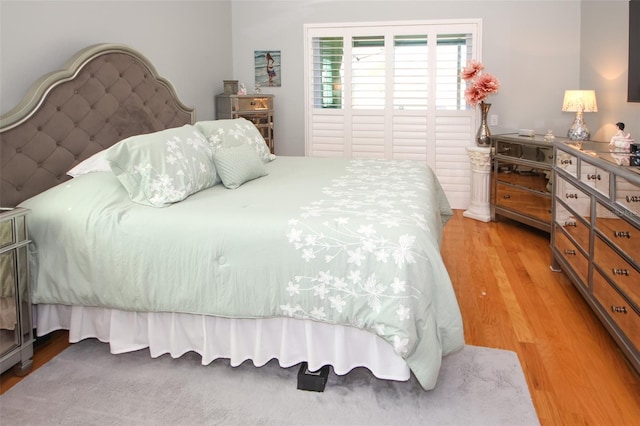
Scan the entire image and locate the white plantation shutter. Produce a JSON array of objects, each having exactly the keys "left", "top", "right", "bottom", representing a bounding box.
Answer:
[
  {"left": 393, "top": 35, "right": 429, "bottom": 110},
  {"left": 304, "top": 20, "right": 481, "bottom": 209},
  {"left": 352, "top": 36, "right": 385, "bottom": 110}
]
